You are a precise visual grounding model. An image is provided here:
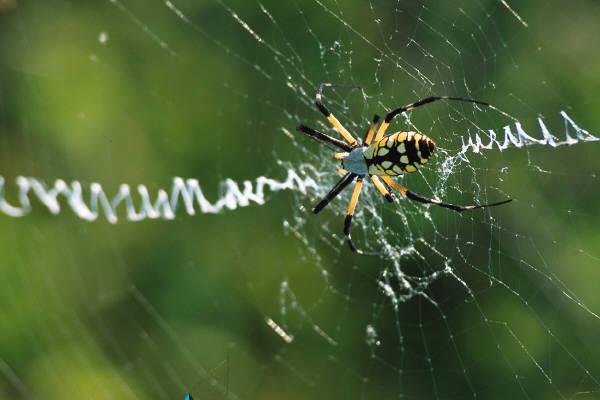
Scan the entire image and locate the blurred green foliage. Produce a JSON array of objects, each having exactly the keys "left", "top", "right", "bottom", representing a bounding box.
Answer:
[{"left": 1, "top": 1, "right": 600, "bottom": 399}]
